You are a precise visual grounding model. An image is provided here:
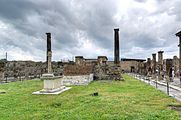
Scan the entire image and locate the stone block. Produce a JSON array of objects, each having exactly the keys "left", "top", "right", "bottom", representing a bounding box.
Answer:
[{"left": 62, "top": 74, "right": 93, "bottom": 85}]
